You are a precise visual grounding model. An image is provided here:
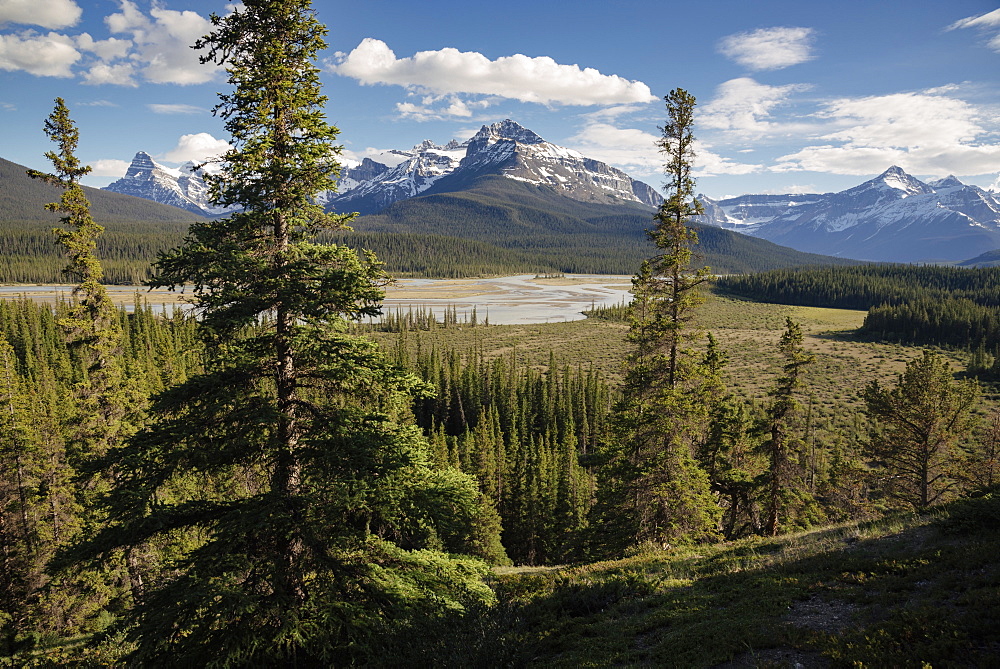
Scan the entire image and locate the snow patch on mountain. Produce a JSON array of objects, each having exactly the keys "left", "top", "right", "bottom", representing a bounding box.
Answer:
[
  {"left": 697, "top": 166, "right": 1000, "bottom": 262},
  {"left": 103, "top": 152, "right": 233, "bottom": 217},
  {"left": 329, "top": 119, "right": 662, "bottom": 214}
]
